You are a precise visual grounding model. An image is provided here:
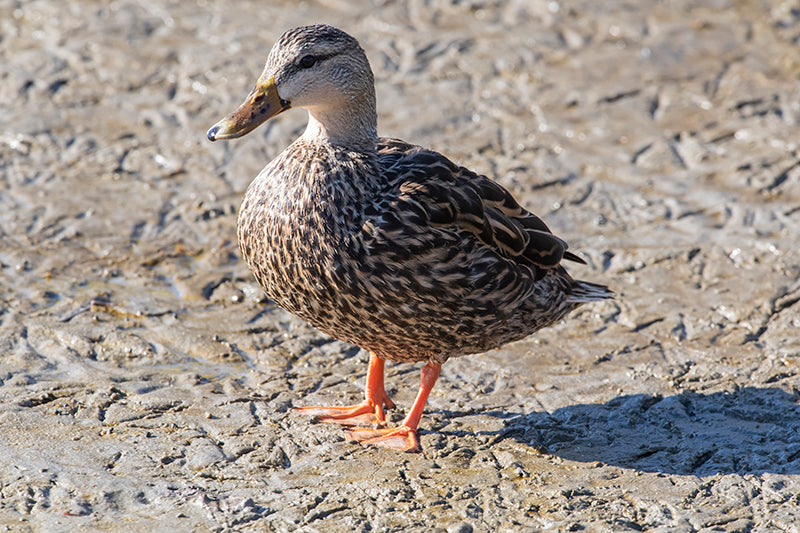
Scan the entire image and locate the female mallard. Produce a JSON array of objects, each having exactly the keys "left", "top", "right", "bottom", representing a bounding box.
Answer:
[{"left": 208, "top": 24, "right": 612, "bottom": 451}]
